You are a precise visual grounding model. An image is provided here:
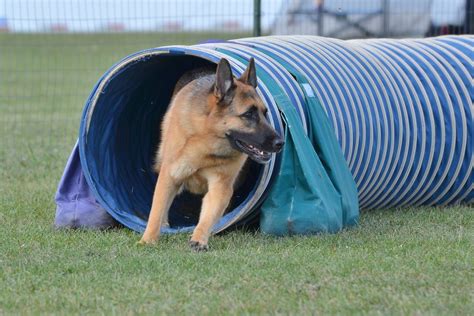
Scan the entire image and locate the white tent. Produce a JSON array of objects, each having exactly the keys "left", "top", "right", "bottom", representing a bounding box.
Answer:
[{"left": 271, "top": 0, "right": 433, "bottom": 38}]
